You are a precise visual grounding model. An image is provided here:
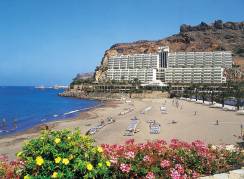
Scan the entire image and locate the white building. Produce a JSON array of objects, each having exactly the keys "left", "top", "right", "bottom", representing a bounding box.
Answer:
[{"left": 106, "top": 47, "right": 232, "bottom": 84}]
